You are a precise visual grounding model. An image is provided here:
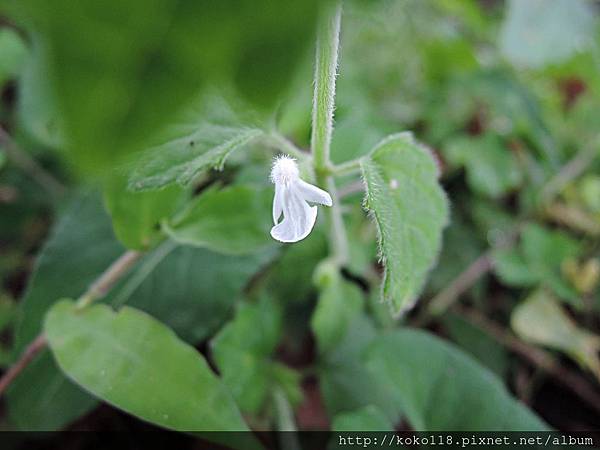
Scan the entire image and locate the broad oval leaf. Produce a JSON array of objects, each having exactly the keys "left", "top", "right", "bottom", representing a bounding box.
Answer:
[
  {"left": 367, "top": 329, "right": 548, "bottom": 431},
  {"left": 361, "top": 133, "right": 449, "bottom": 316},
  {"left": 45, "top": 300, "right": 249, "bottom": 432},
  {"left": 163, "top": 185, "right": 275, "bottom": 255},
  {"left": 6, "top": 0, "right": 322, "bottom": 175}
]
